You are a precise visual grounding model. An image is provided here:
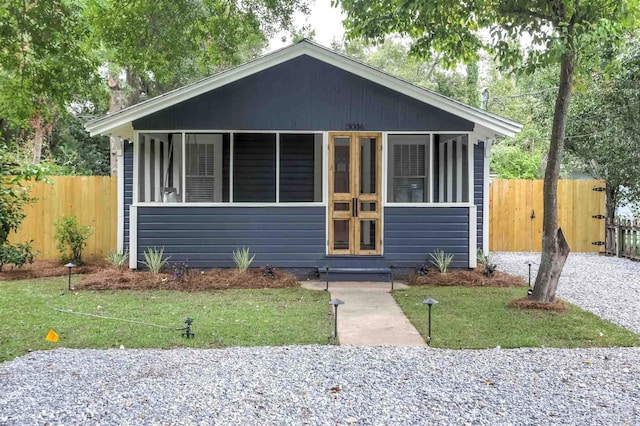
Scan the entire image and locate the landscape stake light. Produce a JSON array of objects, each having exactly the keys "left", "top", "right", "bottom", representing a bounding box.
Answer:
[
  {"left": 422, "top": 298, "right": 438, "bottom": 346},
  {"left": 525, "top": 260, "right": 534, "bottom": 296},
  {"left": 328, "top": 298, "right": 345, "bottom": 339},
  {"left": 324, "top": 265, "right": 330, "bottom": 291},
  {"left": 64, "top": 262, "right": 76, "bottom": 291}
]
